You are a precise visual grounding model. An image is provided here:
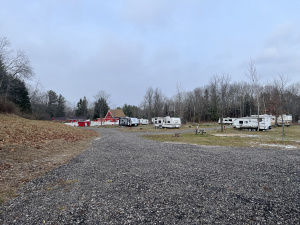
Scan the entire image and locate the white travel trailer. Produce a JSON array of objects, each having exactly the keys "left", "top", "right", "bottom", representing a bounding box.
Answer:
[
  {"left": 163, "top": 116, "right": 181, "bottom": 128},
  {"left": 119, "top": 117, "right": 130, "bottom": 126},
  {"left": 277, "top": 114, "right": 293, "bottom": 126},
  {"left": 129, "top": 118, "right": 139, "bottom": 126},
  {"left": 218, "top": 117, "right": 236, "bottom": 125},
  {"left": 119, "top": 117, "right": 139, "bottom": 127},
  {"left": 250, "top": 114, "right": 276, "bottom": 126},
  {"left": 152, "top": 117, "right": 165, "bottom": 128},
  {"left": 152, "top": 116, "right": 181, "bottom": 129},
  {"left": 139, "top": 118, "right": 149, "bottom": 125},
  {"left": 233, "top": 116, "right": 271, "bottom": 131}
]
